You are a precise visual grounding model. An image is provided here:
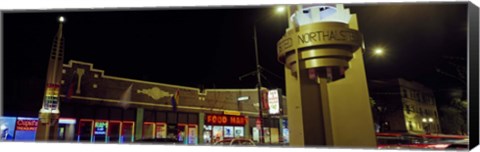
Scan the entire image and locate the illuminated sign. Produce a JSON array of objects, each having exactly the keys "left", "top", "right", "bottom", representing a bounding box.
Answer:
[
  {"left": 237, "top": 96, "right": 250, "bottom": 101},
  {"left": 223, "top": 110, "right": 241, "bottom": 116},
  {"left": 59, "top": 118, "right": 76, "bottom": 125},
  {"left": 43, "top": 83, "right": 60, "bottom": 111},
  {"left": 205, "top": 114, "right": 246, "bottom": 126},
  {"left": 94, "top": 122, "right": 107, "bottom": 135},
  {"left": 14, "top": 117, "right": 38, "bottom": 141},
  {"left": 15, "top": 119, "right": 38, "bottom": 131},
  {"left": 268, "top": 89, "right": 282, "bottom": 115}
]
